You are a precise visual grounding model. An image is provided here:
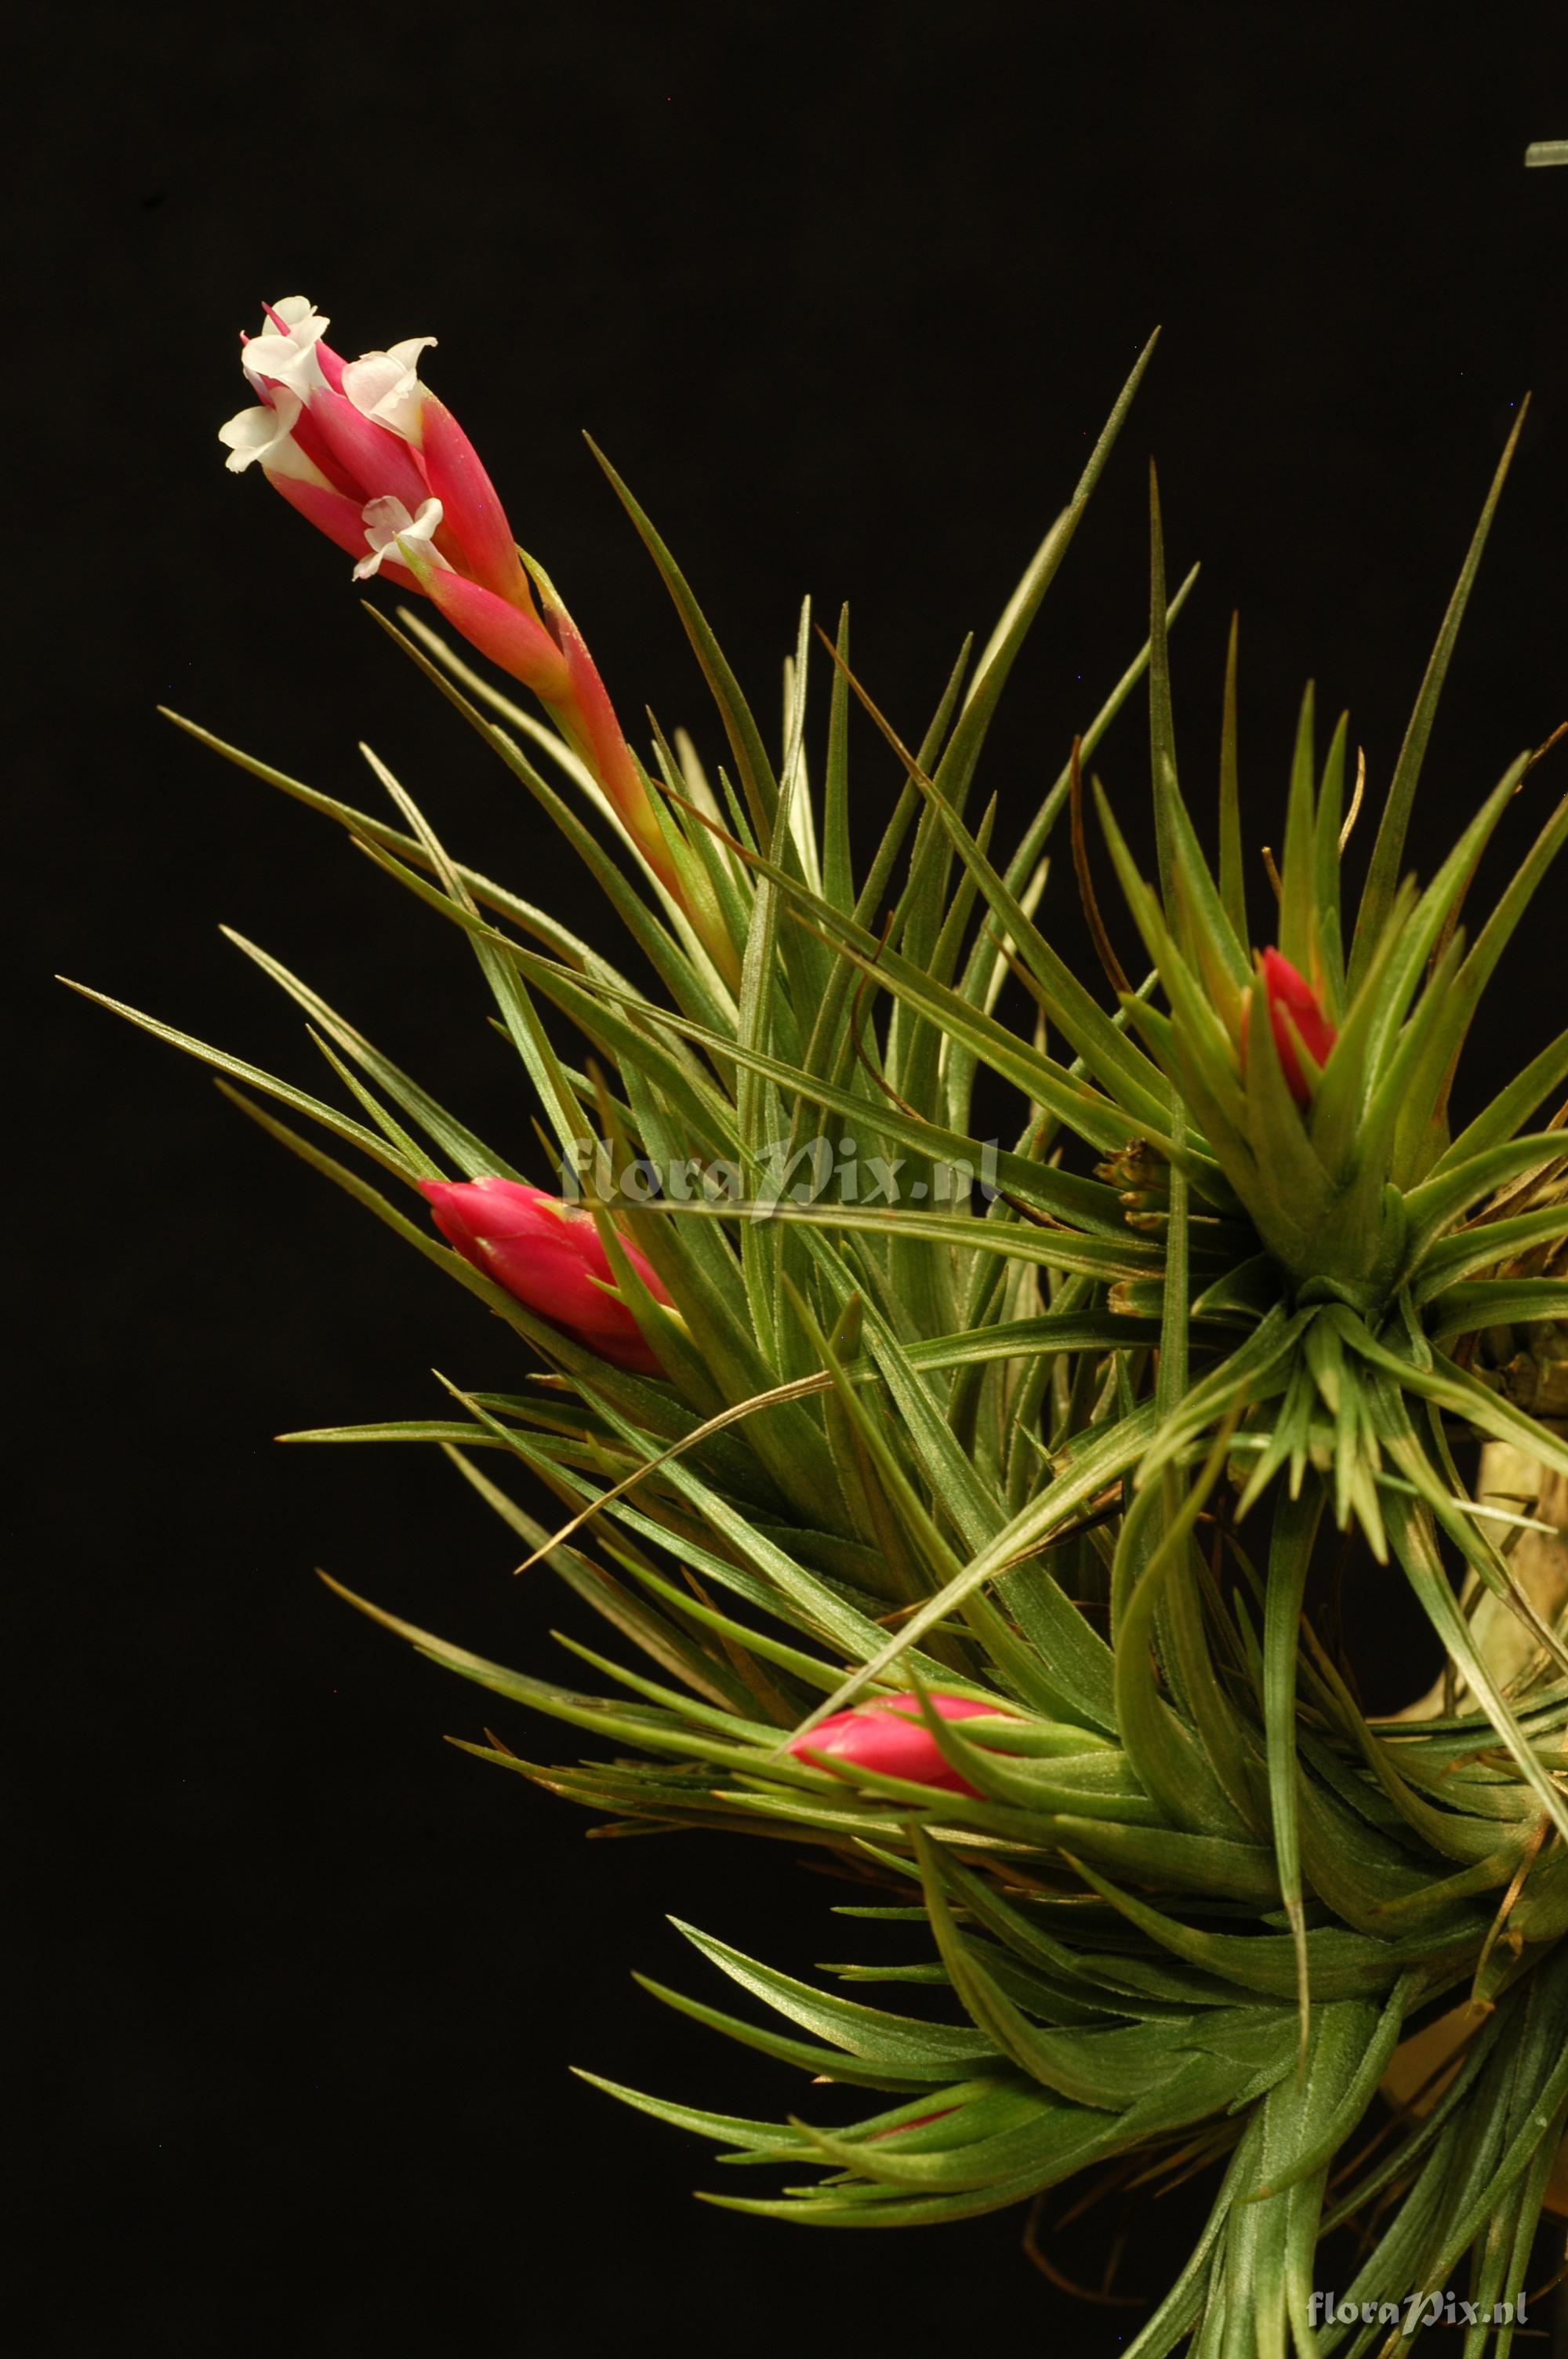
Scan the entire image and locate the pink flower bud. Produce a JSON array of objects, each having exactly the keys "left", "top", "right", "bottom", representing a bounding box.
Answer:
[
  {"left": 1243, "top": 947, "right": 1338, "bottom": 1107},
  {"left": 788, "top": 1692, "right": 1009, "bottom": 1795},
  {"left": 420, "top": 1178, "right": 673, "bottom": 1374}
]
